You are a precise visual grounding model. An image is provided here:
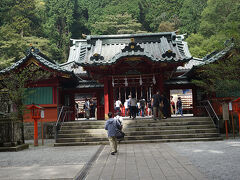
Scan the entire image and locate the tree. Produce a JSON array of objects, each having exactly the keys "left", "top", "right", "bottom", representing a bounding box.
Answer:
[
  {"left": 0, "top": 64, "right": 51, "bottom": 143},
  {"left": 44, "top": 0, "right": 74, "bottom": 62},
  {"left": 0, "top": 25, "right": 27, "bottom": 68},
  {"left": 192, "top": 50, "right": 240, "bottom": 97},
  {"left": 91, "top": 13, "right": 144, "bottom": 35},
  {"left": 179, "top": 0, "right": 207, "bottom": 34},
  {"left": 199, "top": 0, "right": 237, "bottom": 37},
  {"left": 6, "top": 0, "right": 39, "bottom": 37},
  {"left": 138, "top": 0, "right": 184, "bottom": 32},
  {"left": 186, "top": 0, "right": 240, "bottom": 58},
  {"left": 158, "top": 21, "right": 175, "bottom": 32},
  {"left": 71, "top": 0, "right": 90, "bottom": 38}
]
